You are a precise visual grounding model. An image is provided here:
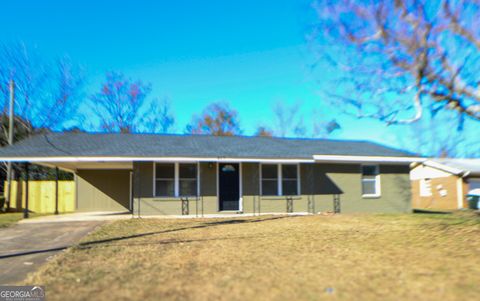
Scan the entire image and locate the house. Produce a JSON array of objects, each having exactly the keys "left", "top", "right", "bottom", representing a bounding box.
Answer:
[
  {"left": 0, "top": 133, "right": 422, "bottom": 216},
  {"left": 410, "top": 159, "right": 480, "bottom": 211}
]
